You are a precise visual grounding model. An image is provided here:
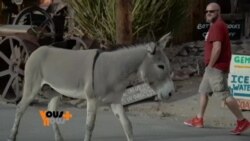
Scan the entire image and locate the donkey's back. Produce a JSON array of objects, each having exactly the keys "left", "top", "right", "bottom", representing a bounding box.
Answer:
[{"left": 24, "top": 46, "right": 98, "bottom": 98}]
